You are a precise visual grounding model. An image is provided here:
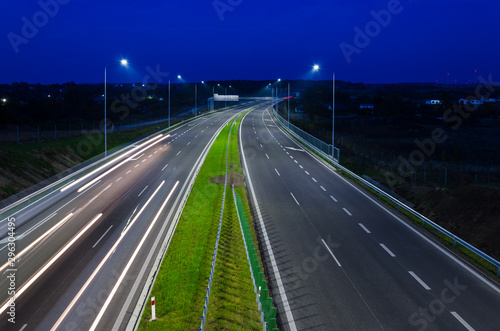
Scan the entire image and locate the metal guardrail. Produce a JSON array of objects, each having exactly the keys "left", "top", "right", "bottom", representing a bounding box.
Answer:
[
  {"left": 272, "top": 109, "right": 339, "bottom": 162},
  {"left": 271, "top": 108, "right": 500, "bottom": 277},
  {"left": 232, "top": 186, "right": 278, "bottom": 331}
]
